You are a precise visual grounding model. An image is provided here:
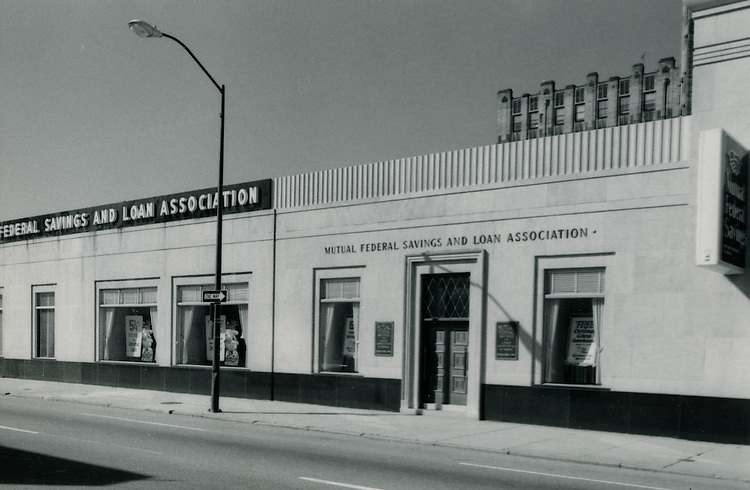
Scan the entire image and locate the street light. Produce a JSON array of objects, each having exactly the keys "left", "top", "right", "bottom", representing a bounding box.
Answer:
[{"left": 129, "top": 19, "right": 226, "bottom": 413}]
